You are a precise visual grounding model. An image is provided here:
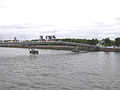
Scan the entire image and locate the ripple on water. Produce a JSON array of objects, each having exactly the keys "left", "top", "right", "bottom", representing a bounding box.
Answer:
[
  {"left": 40, "top": 73, "right": 50, "bottom": 77},
  {"left": 14, "top": 82, "right": 28, "bottom": 87},
  {"left": 25, "top": 71, "right": 38, "bottom": 77},
  {"left": 29, "top": 84, "right": 44, "bottom": 89},
  {"left": 1, "top": 48, "right": 120, "bottom": 90},
  {"left": 62, "top": 87, "right": 73, "bottom": 90},
  {"left": 6, "top": 86, "right": 17, "bottom": 90}
]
